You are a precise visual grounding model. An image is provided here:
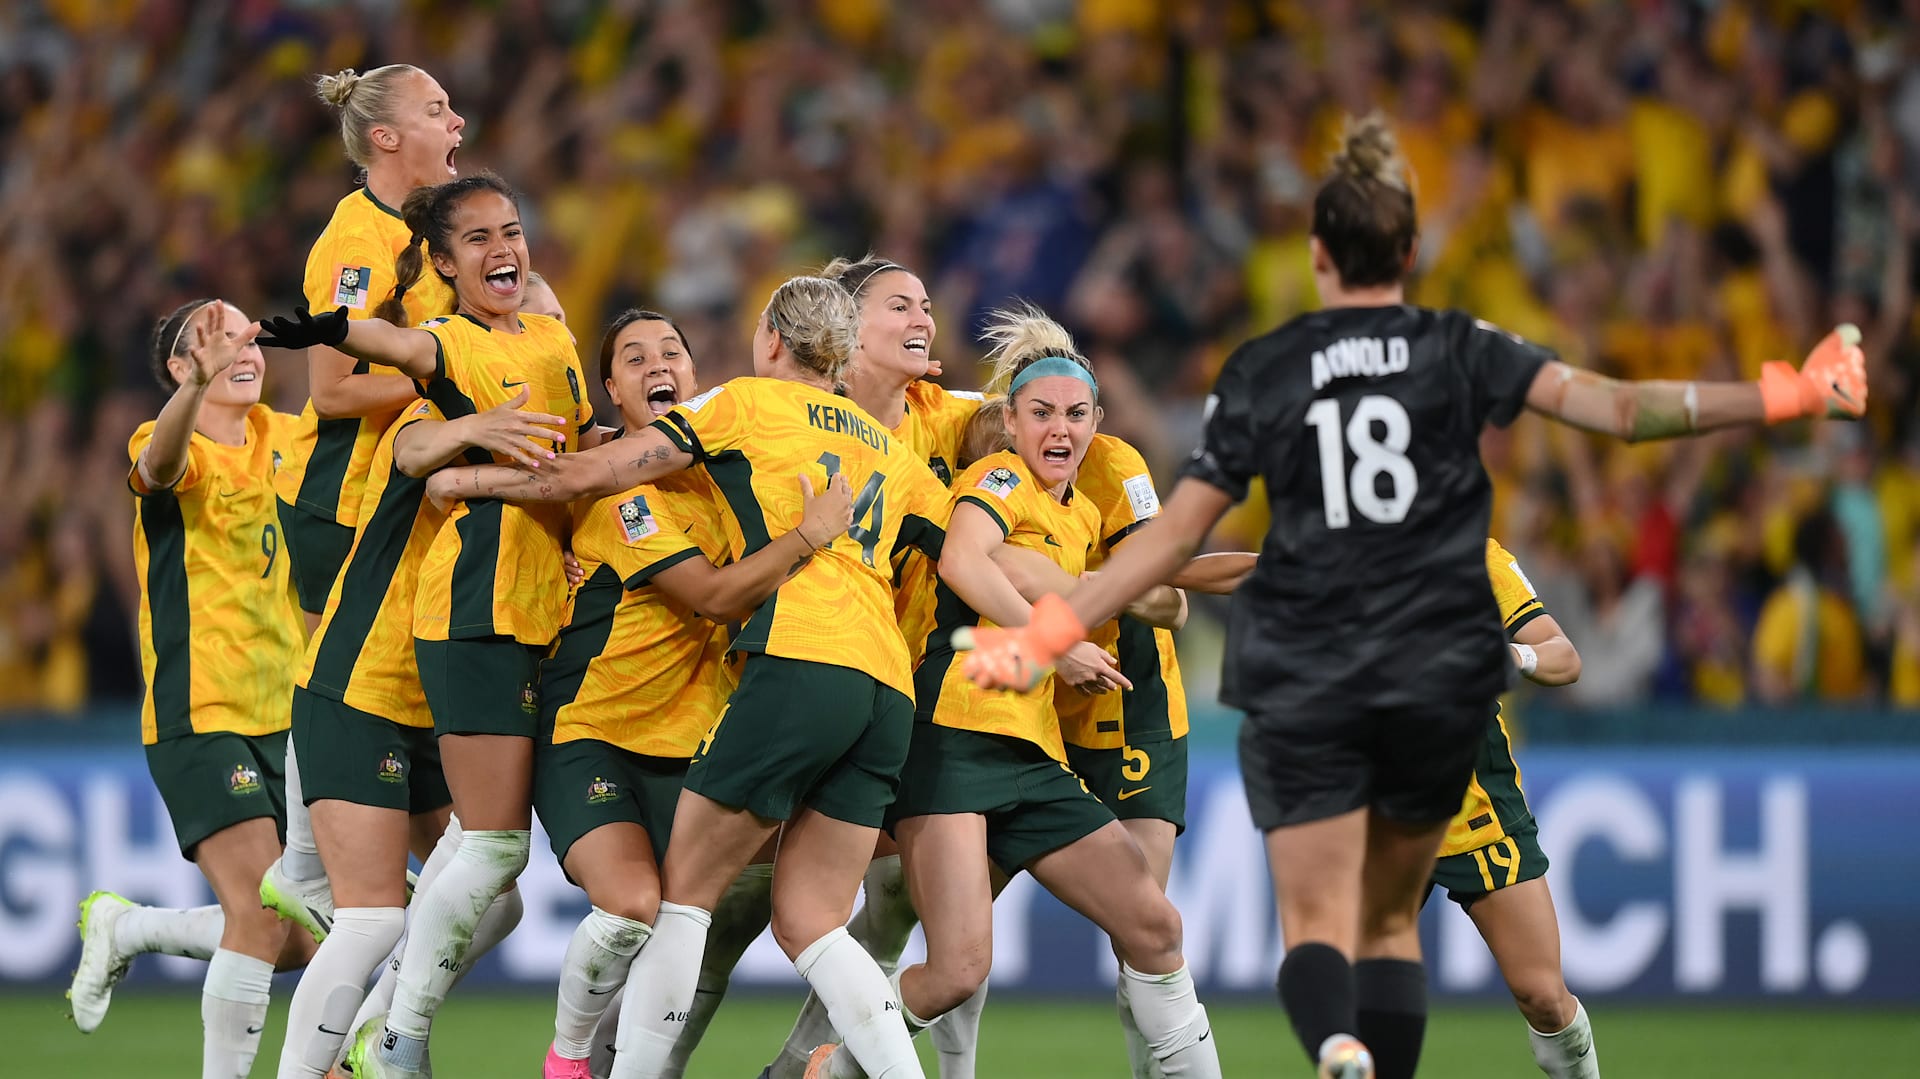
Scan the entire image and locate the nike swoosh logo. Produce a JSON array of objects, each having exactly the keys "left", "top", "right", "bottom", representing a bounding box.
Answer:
[
  {"left": 1043, "top": 534, "right": 1061, "bottom": 547},
  {"left": 587, "top": 987, "right": 616, "bottom": 995},
  {"left": 218, "top": 489, "right": 243, "bottom": 499},
  {"left": 246, "top": 1025, "right": 263, "bottom": 1034},
  {"left": 501, "top": 378, "right": 527, "bottom": 389},
  {"left": 1116, "top": 786, "right": 1152, "bottom": 800},
  {"left": 319, "top": 1025, "right": 348, "bottom": 1037}
]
